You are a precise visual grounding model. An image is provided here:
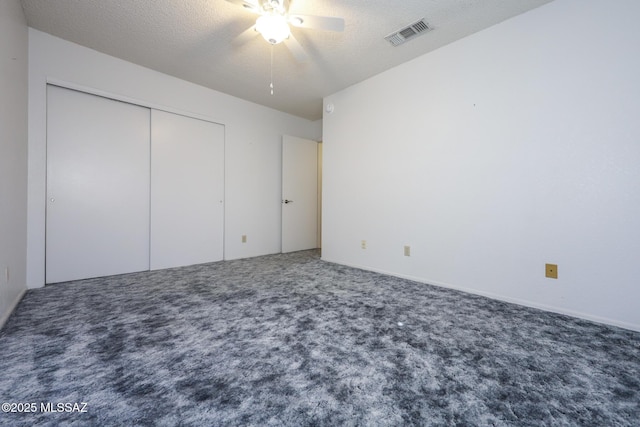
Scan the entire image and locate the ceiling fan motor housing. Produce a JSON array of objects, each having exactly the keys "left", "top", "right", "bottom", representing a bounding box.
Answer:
[{"left": 263, "top": 0, "right": 288, "bottom": 14}]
